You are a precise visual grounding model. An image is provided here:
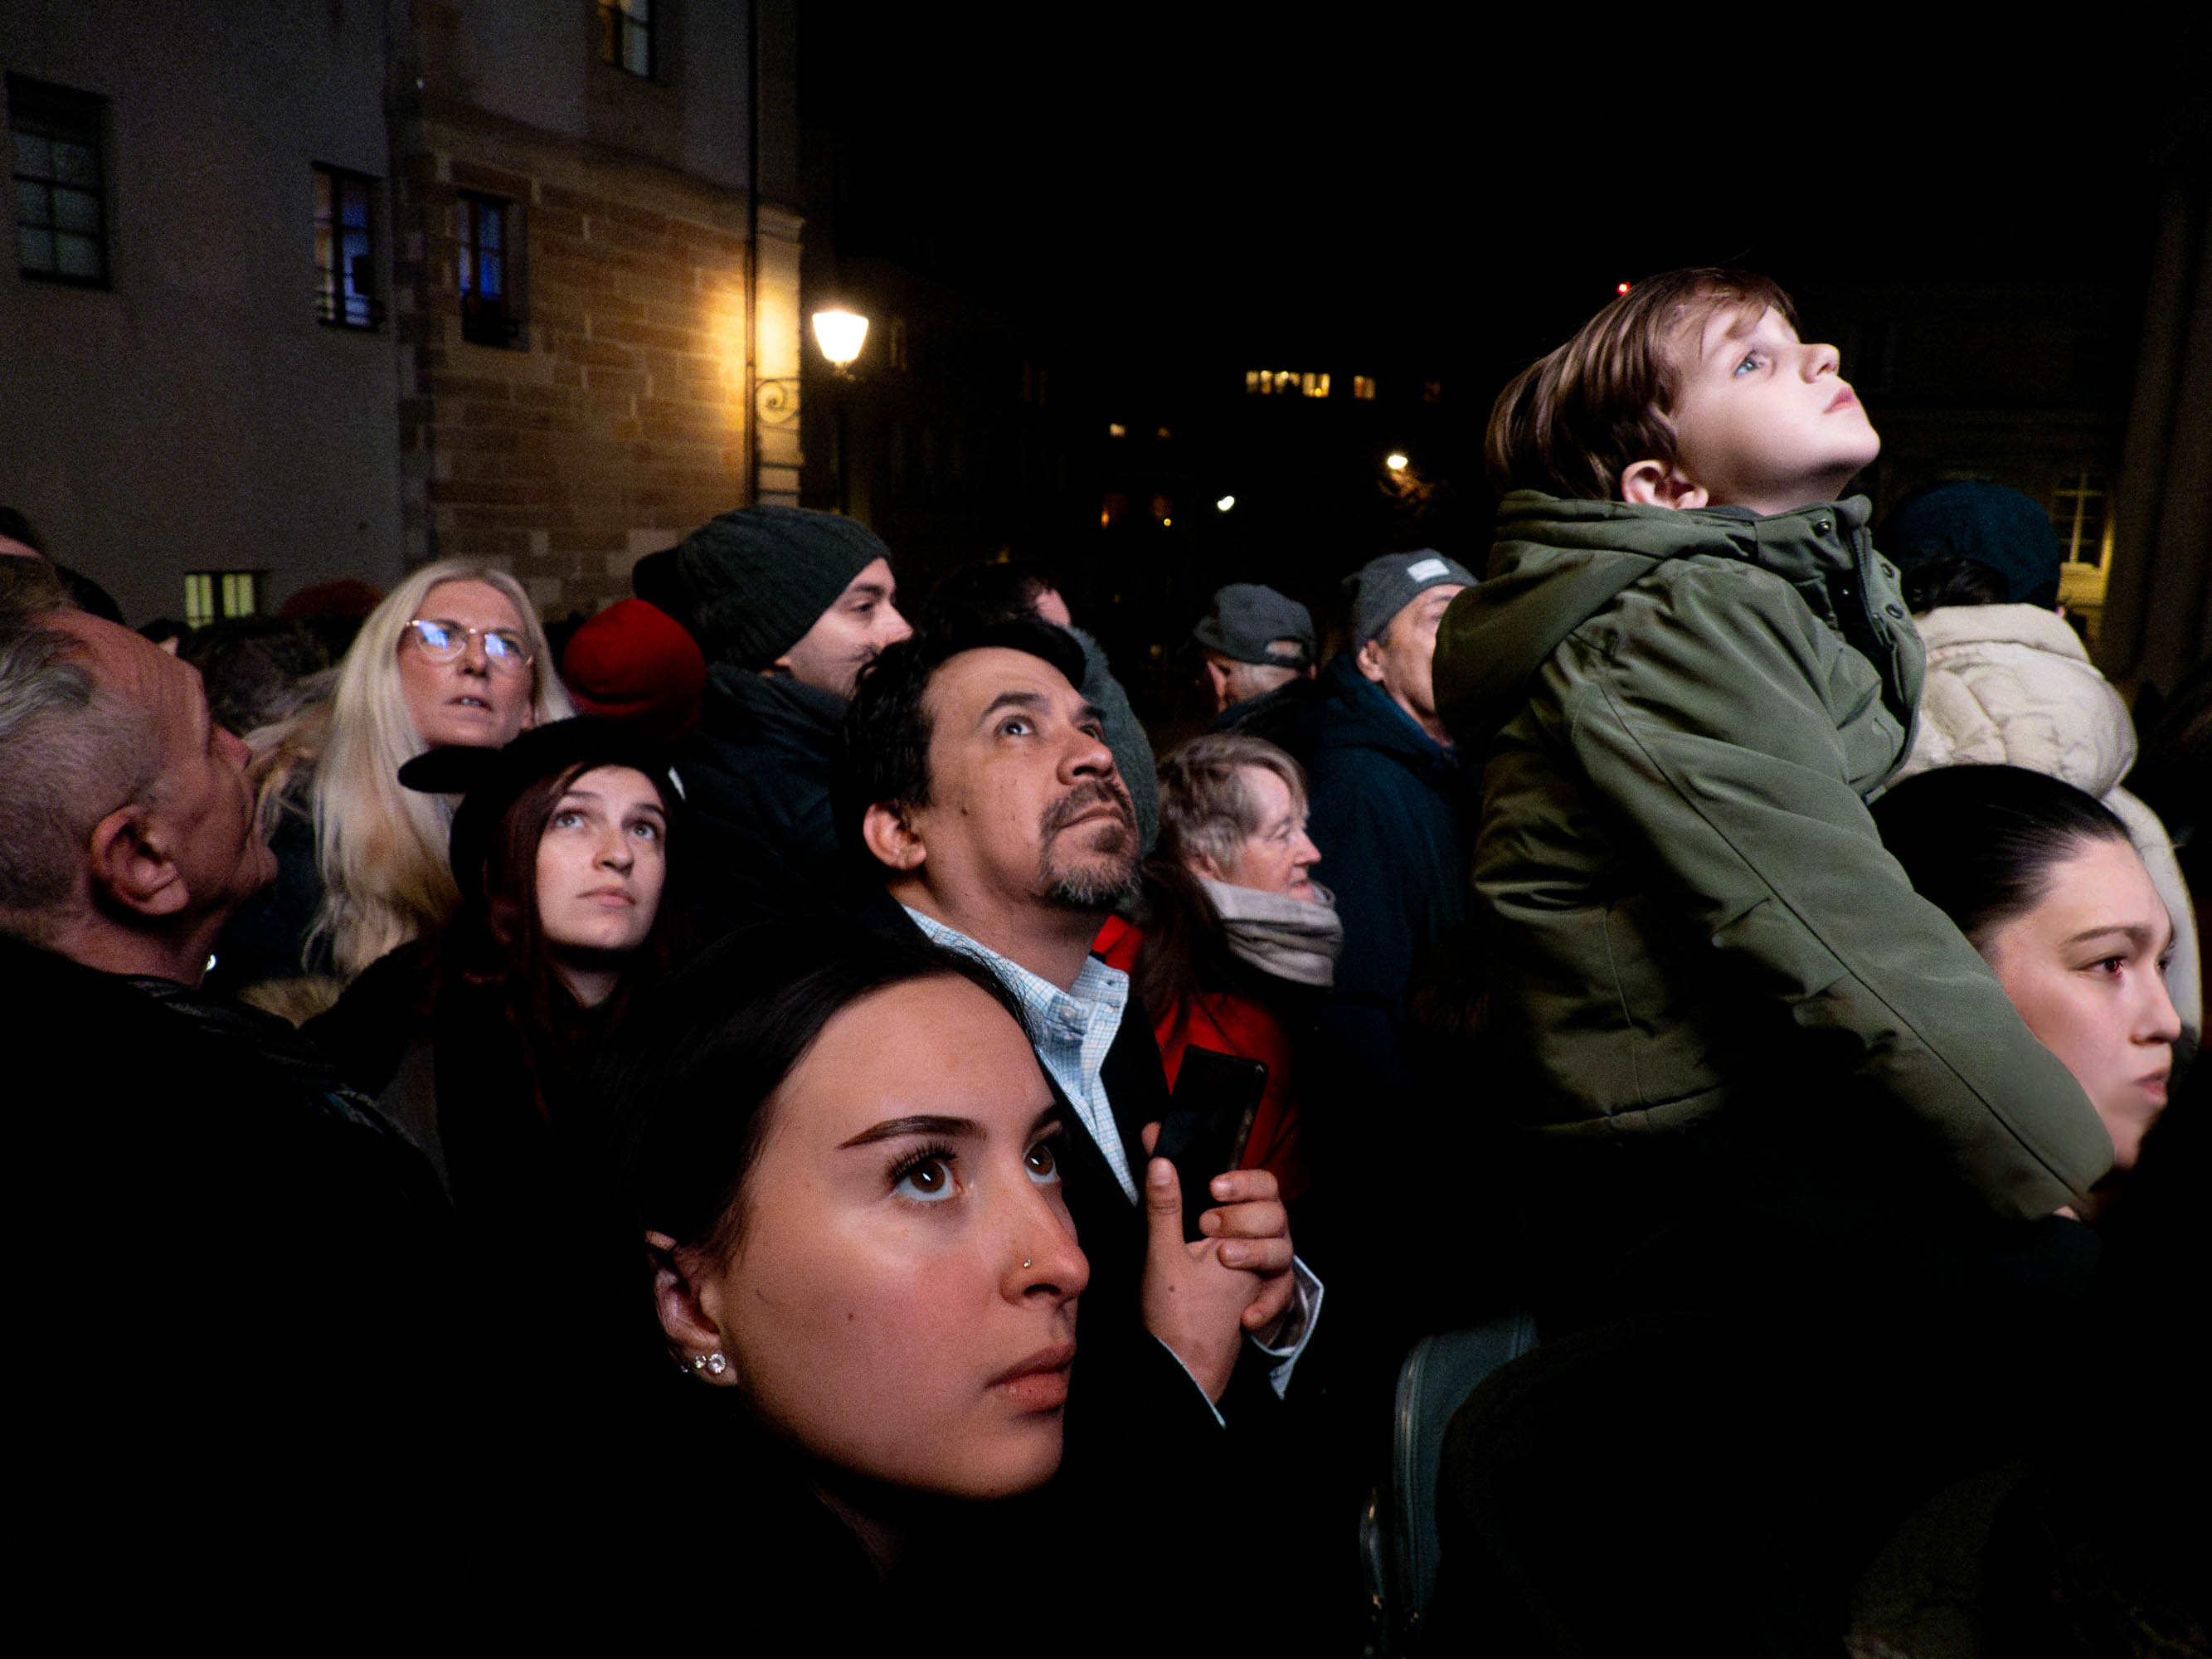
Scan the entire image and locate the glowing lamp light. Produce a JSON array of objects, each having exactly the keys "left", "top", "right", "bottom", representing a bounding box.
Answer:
[
  {"left": 811, "top": 309, "right": 869, "bottom": 367},
  {"left": 1216, "top": 494, "right": 1236, "bottom": 513},
  {"left": 1385, "top": 451, "right": 1410, "bottom": 473},
  {"left": 1616, "top": 281, "right": 1632, "bottom": 294}
]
